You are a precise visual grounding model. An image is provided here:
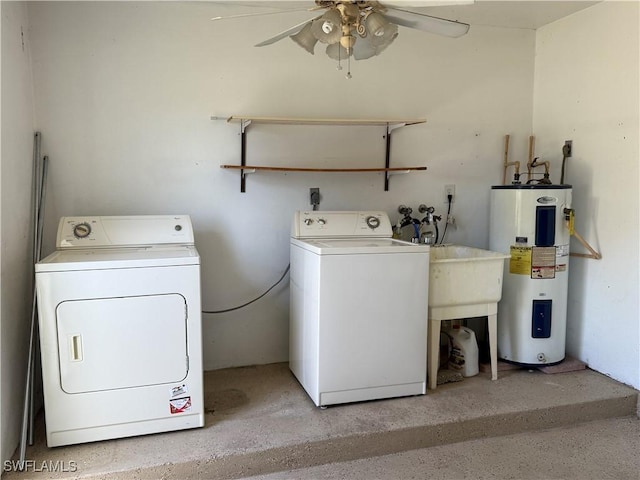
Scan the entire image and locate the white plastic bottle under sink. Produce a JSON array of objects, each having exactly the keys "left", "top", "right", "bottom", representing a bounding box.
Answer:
[{"left": 447, "top": 326, "right": 479, "bottom": 377}]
